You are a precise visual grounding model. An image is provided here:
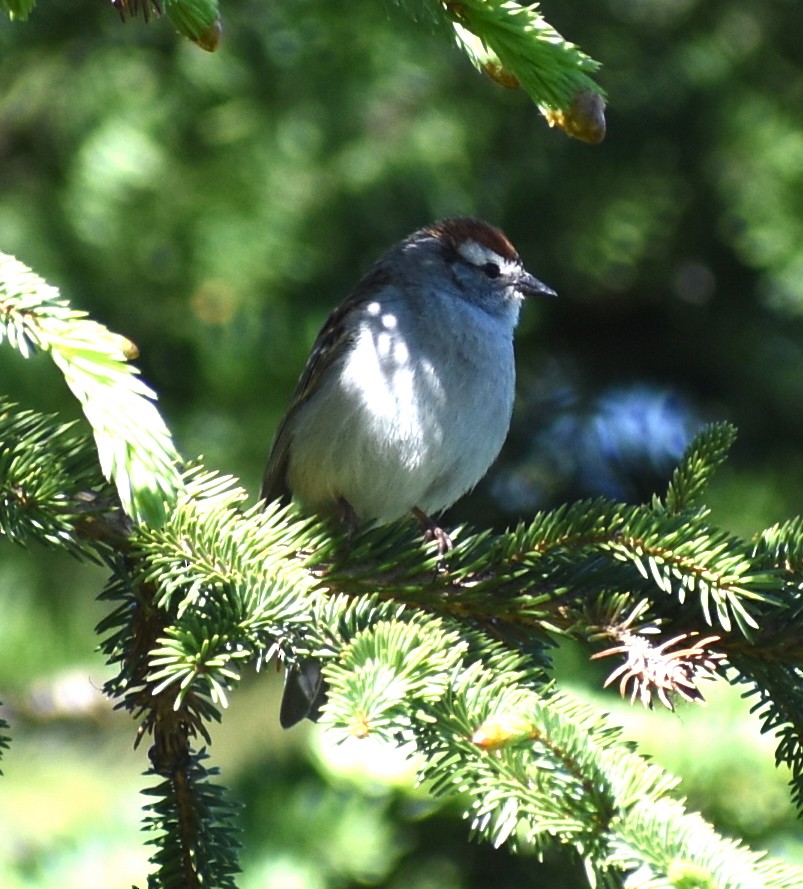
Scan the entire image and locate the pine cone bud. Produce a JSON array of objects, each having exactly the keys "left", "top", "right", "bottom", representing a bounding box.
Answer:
[{"left": 163, "top": 0, "right": 222, "bottom": 51}]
